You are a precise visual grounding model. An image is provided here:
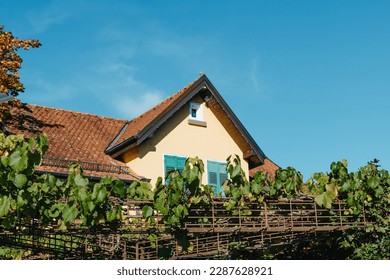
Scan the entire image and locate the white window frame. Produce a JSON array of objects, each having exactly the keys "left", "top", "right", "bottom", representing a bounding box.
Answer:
[{"left": 189, "top": 102, "right": 203, "bottom": 121}]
